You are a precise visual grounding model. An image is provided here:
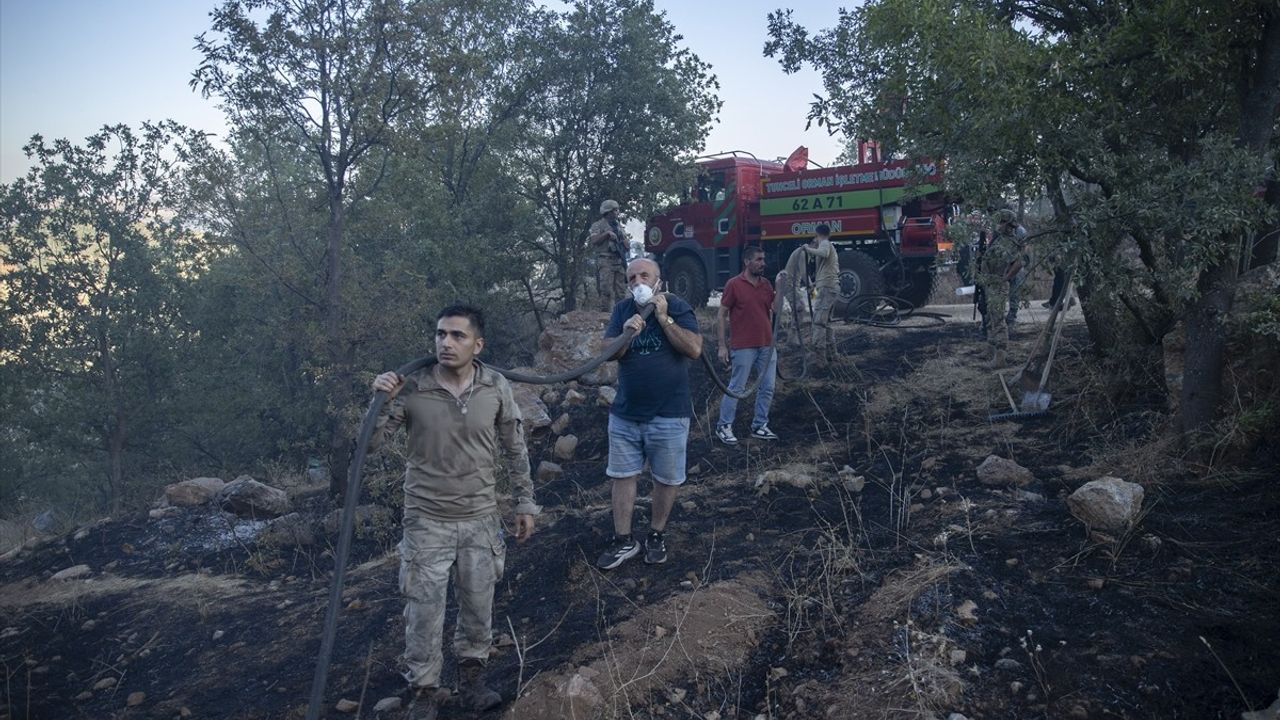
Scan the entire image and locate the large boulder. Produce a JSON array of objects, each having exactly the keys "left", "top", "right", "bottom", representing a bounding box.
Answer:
[
  {"left": 507, "top": 379, "right": 552, "bottom": 439},
  {"left": 163, "top": 477, "right": 226, "bottom": 507},
  {"left": 535, "top": 311, "right": 617, "bottom": 386},
  {"left": 554, "top": 435, "right": 579, "bottom": 461},
  {"left": 1067, "top": 477, "right": 1145, "bottom": 533},
  {"left": 976, "top": 455, "right": 1034, "bottom": 487},
  {"left": 217, "top": 476, "right": 291, "bottom": 519},
  {"left": 258, "top": 513, "right": 316, "bottom": 547}
]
